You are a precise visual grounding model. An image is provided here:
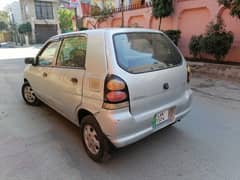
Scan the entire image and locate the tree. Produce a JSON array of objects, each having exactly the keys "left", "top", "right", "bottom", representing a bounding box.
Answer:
[
  {"left": 152, "top": 0, "right": 173, "bottom": 30},
  {"left": 57, "top": 8, "right": 74, "bottom": 33},
  {"left": 18, "top": 22, "right": 32, "bottom": 34},
  {"left": 0, "top": 10, "right": 9, "bottom": 31},
  {"left": 218, "top": 0, "right": 240, "bottom": 19},
  {"left": 89, "top": 3, "right": 113, "bottom": 29},
  {"left": 18, "top": 22, "right": 32, "bottom": 45},
  {"left": 0, "top": 10, "right": 9, "bottom": 23}
]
